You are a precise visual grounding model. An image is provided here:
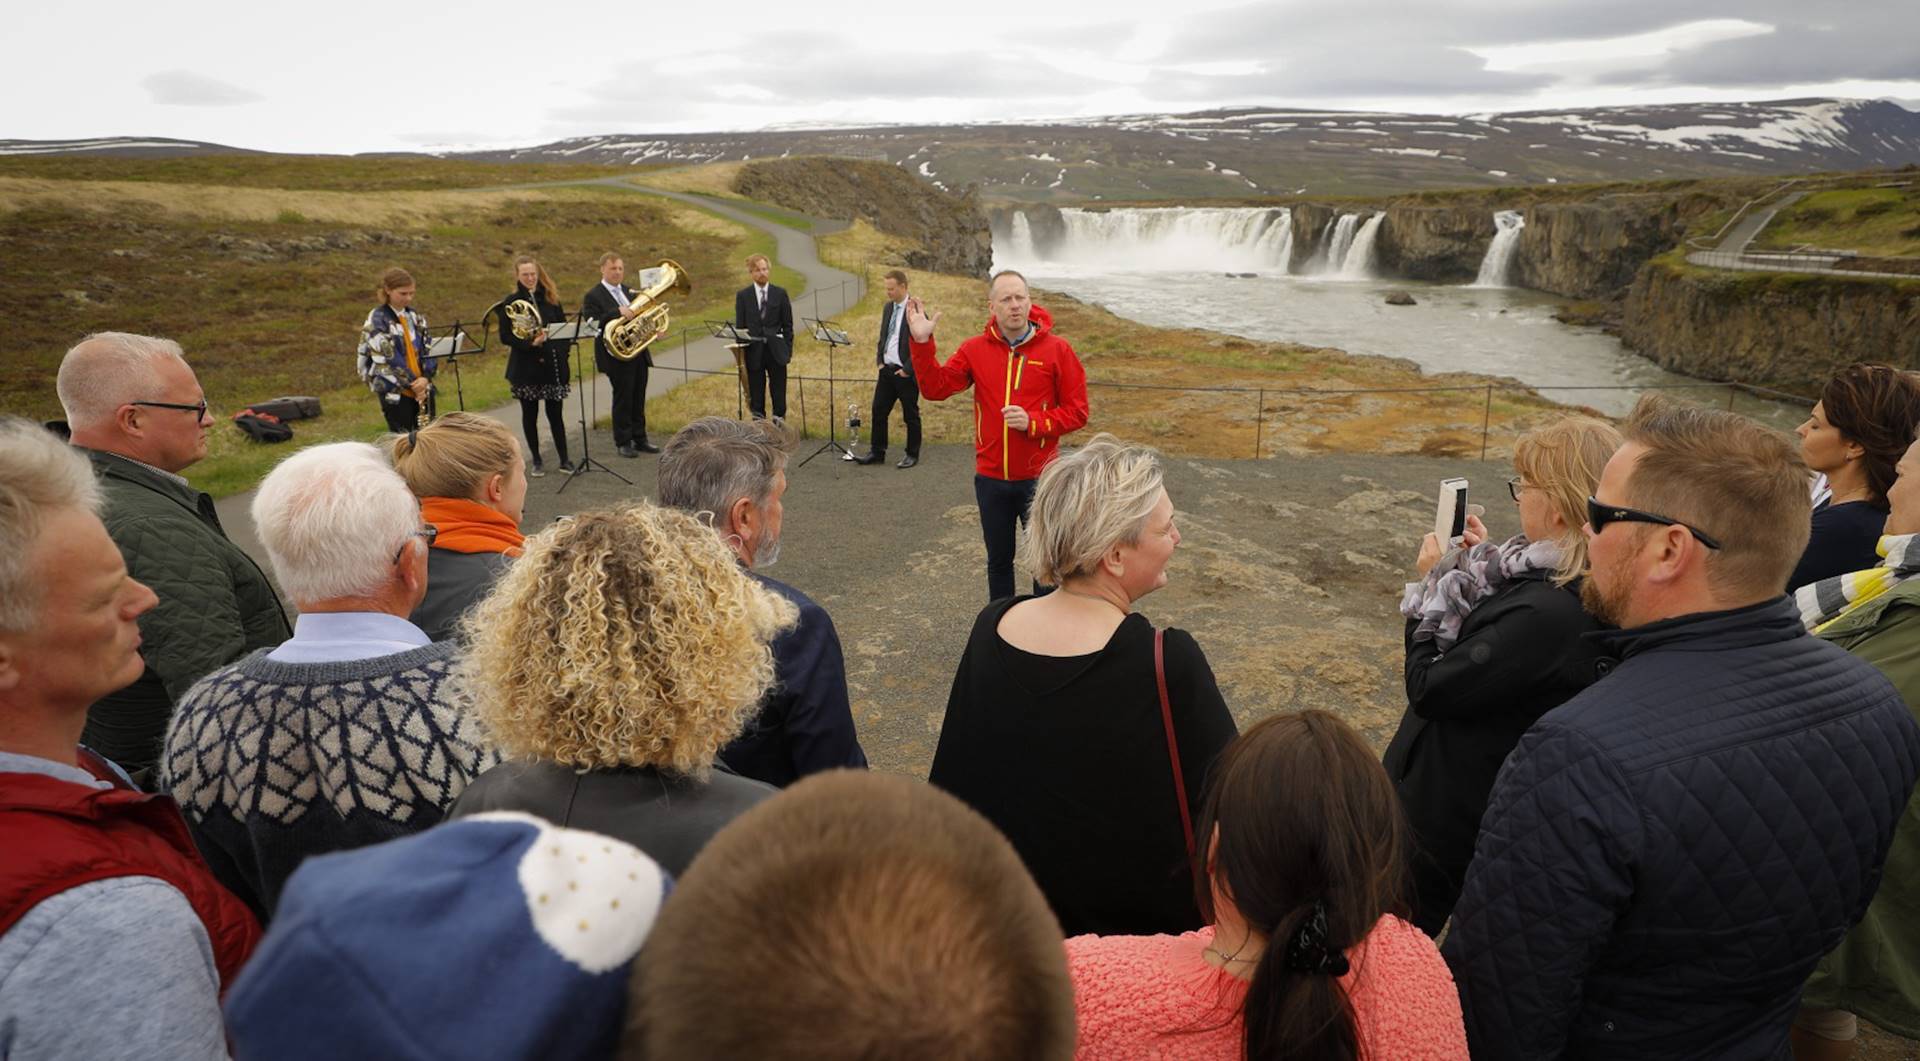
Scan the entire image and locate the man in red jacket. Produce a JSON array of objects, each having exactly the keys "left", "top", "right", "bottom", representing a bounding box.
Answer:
[
  {"left": 908, "top": 270, "right": 1089, "bottom": 600},
  {"left": 0, "top": 416, "right": 260, "bottom": 1059}
]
